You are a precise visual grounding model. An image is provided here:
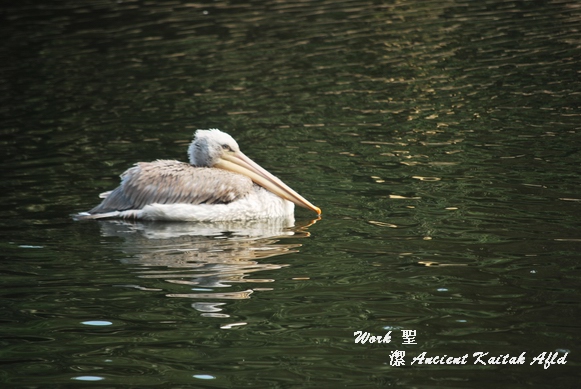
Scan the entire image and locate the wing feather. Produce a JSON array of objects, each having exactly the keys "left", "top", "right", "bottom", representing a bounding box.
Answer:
[{"left": 89, "top": 160, "right": 253, "bottom": 214}]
